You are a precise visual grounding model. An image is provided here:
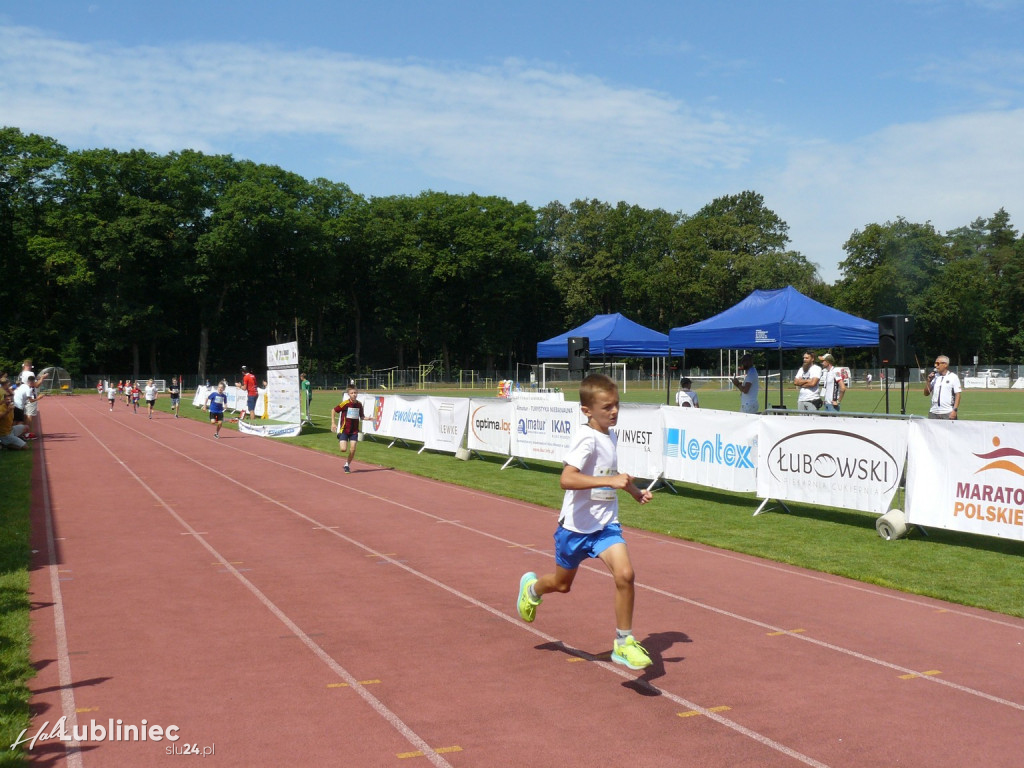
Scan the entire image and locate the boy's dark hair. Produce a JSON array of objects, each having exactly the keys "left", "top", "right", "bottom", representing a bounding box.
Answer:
[
  {"left": 681, "top": 377, "right": 692, "bottom": 388},
  {"left": 579, "top": 373, "right": 617, "bottom": 407}
]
